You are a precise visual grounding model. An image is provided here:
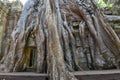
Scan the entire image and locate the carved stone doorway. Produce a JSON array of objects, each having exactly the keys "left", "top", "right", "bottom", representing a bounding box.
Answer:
[{"left": 24, "top": 47, "right": 37, "bottom": 72}]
